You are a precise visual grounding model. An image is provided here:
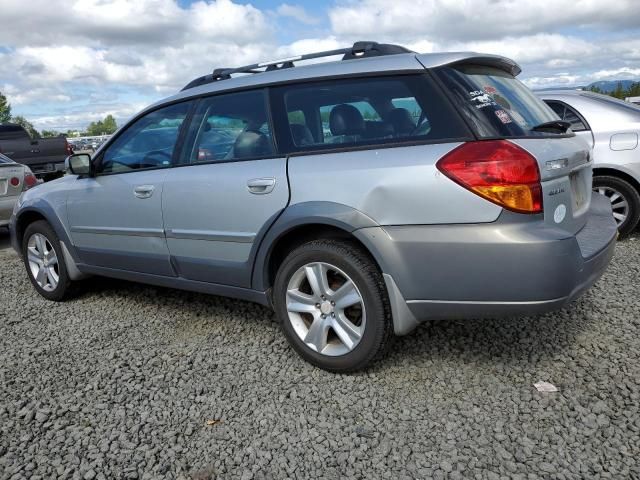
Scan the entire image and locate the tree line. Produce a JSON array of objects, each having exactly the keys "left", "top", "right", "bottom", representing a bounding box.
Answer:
[
  {"left": 0, "top": 90, "right": 118, "bottom": 138},
  {"left": 588, "top": 81, "right": 640, "bottom": 99}
]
